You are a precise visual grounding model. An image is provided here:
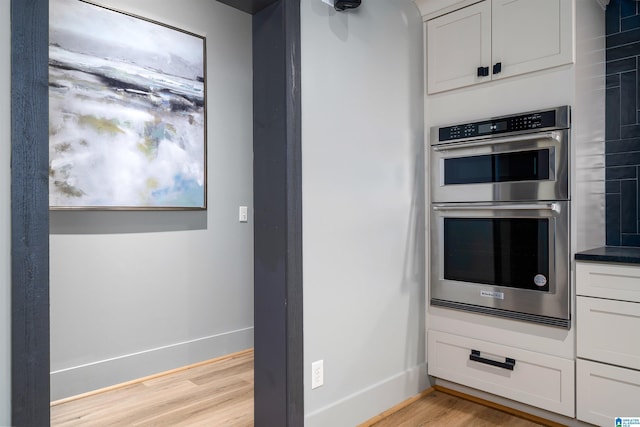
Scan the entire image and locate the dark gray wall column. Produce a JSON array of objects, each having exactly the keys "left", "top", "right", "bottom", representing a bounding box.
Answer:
[
  {"left": 253, "top": 0, "right": 303, "bottom": 425},
  {"left": 11, "top": 0, "right": 51, "bottom": 425}
]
